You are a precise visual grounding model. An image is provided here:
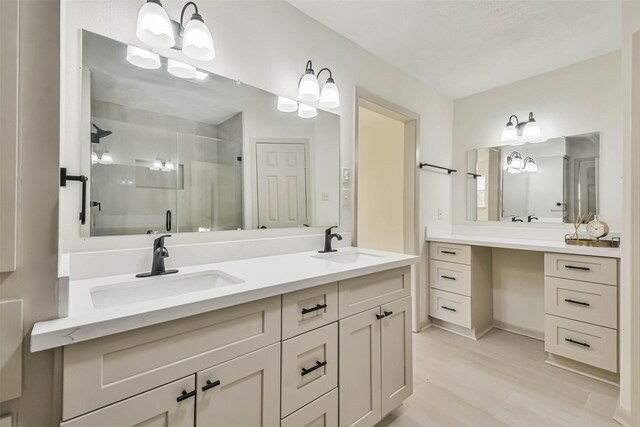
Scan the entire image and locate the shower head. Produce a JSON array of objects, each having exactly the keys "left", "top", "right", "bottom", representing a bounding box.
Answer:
[{"left": 91, "top": 123, "right": 112, "bottom": 143}]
